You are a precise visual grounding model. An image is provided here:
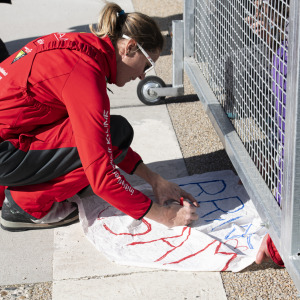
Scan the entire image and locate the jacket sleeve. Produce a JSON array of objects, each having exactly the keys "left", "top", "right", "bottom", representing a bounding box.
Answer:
[
  {"left": 62, "top": 57, "right": 152, "bottom": 219},
  {"left": 116, "top": 147, "right": 143, "bottom": 174}
]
